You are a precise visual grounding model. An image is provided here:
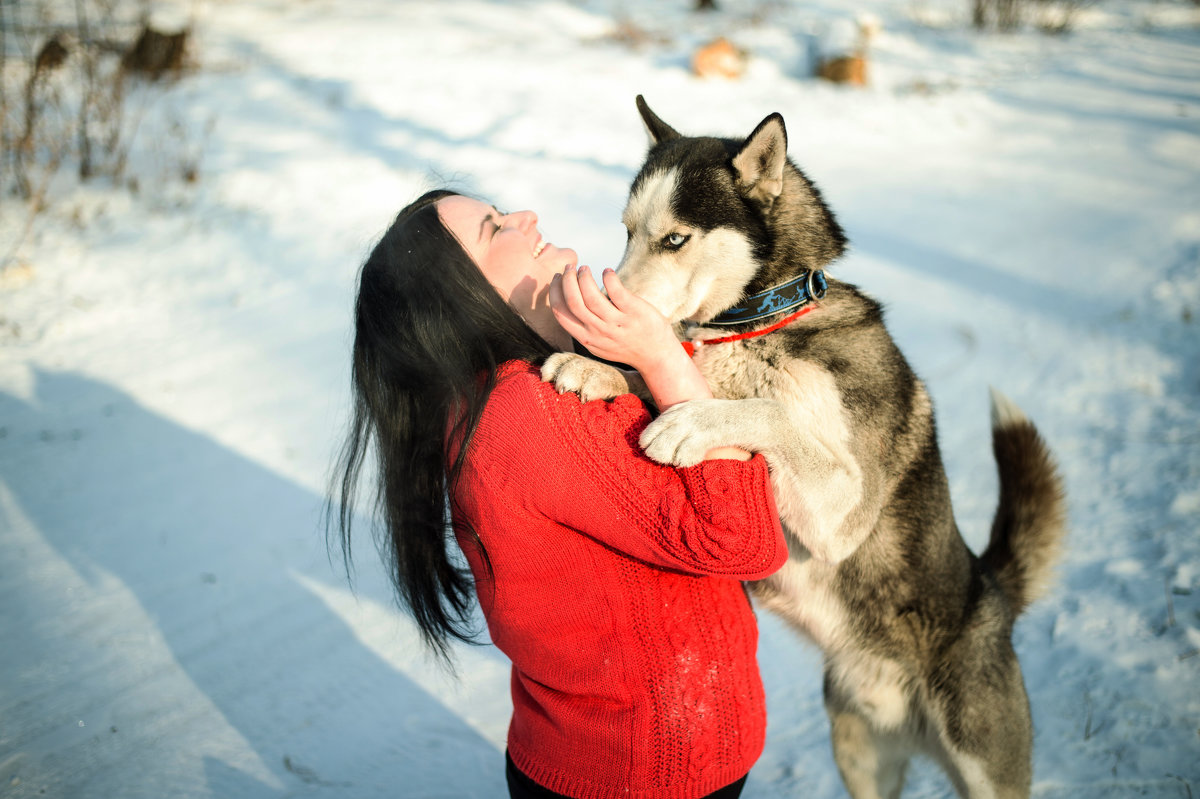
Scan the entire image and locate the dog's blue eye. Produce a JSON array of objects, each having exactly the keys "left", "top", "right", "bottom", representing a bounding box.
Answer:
[{"left": 664, "top": 232, "right": 689, "bottom": 249}]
